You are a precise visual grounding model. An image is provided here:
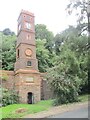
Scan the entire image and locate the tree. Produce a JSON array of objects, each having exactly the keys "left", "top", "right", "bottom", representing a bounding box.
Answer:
[
  {"left": 1, "top": 88, "right": 19, "bottom": 106},
  {"left": 60, "top": 31, "right": 88, "bottom": 94},
  {"left": 46, "top": 49, "right": 81, "bottom": 105},
  {"left": 66, "top": 0, "right": 89, "bottom": 35},
  {"left": 65, "top": 1, "right": 89, "bottom": 94},
  {"left": 54, "top": 33, "right": 63, "bottom": 54},
  {"left": 36, "top": 39, "right": 54, "bottom": 72},
  {"left": 2, "top": 32, "right": 16, "bottom": 70},
  {"left": 3, "top": 28, "right": 15, "bottom": 36},
  {"left": 45, "top": 25, "right": 88, "bottom": 105},
  {"left": 1, "top": 27, "right": 54, "bottom": 72},
  {"left": 35, "top": 24, "right": 54, "bottom": 52},
  {"left": 54, "top": 26, "right": 80, "bottom": 54},
  {"left": 0, "top": 28, "right": 16, "bottom": 70}
]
